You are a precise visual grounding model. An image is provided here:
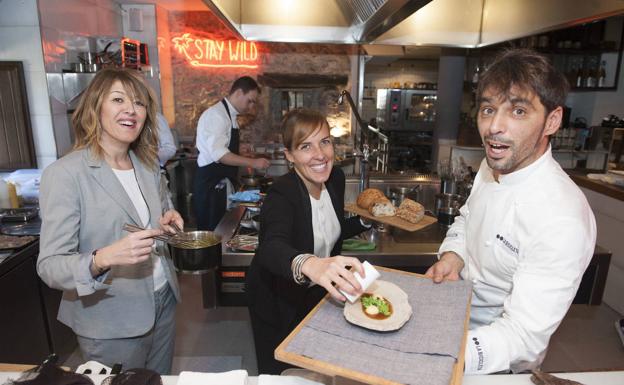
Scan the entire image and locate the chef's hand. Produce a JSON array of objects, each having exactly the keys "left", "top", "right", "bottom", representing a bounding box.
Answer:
[
  {"left": 302, "top": 255, "right": 365, "bottom": 302},
  {"left": 94, "top": 228, "right": 162, "bottom": 270},
  {"left": 251, "top": 157, "right": 271, "bottom": 170},
  {"left": 425, "top": 252, "right": 464, "bottom": 283},
  {"left": 159, "top": 209, "right": 184, "bottom": 235}
]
